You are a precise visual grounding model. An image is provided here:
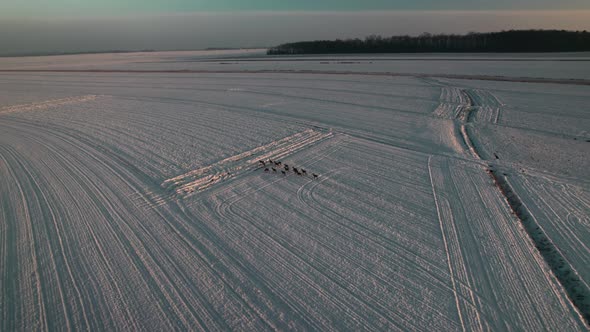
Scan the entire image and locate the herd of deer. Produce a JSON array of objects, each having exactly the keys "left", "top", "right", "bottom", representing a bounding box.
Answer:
[{"left": 259, "top": 159, "right": 318, "bottom": 179}]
